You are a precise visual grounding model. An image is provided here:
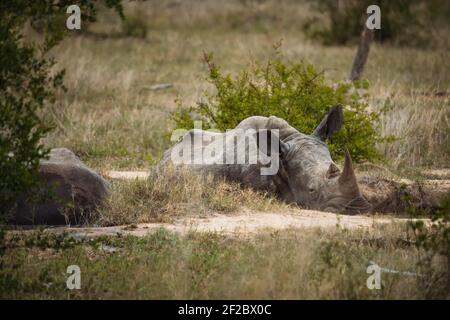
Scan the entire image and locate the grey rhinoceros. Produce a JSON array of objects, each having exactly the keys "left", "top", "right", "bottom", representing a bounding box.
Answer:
[
  {"left": 160, "top": 106, "right": 371, "bottom": 214},
  {"left": 13, "top": 148, "right": 110, "bottom": 225}
]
